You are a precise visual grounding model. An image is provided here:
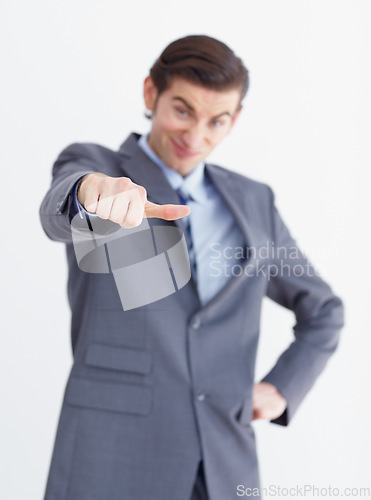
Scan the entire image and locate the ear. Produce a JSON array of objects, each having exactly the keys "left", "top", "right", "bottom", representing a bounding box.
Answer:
[{"left": 143, "top": 76, "right": 158, "bottom": 111}]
